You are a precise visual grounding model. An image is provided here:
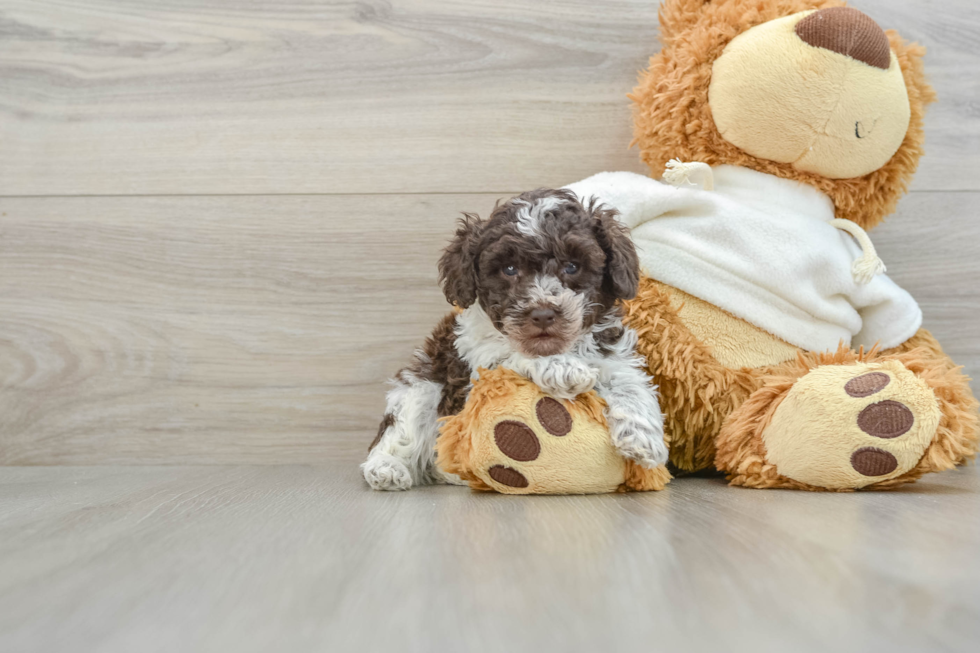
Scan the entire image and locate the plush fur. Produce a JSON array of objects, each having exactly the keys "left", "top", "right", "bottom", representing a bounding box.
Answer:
[
  {"left": 624, "top": 278, "right": 760, "bottom": 473},
  {"left": 714, "top": 330, "right": 979, "bottom": 491},
  {"left": 437, "top": 367, "right": 672, "bottom": 494},
  {"left": 609, "top": 0, "right": 978, "bottom": 491},
  {"left": 625, "top": 277, "right": 978, "bottom": 490},
  {"left": 657, "top": 284, "right": 798, "bottom": 368},
  {"left": 363, "top": 190, "right": 667, "bottom": 491},
  {"left": 630, "top": 0, "right": 936, "bottom": 230}
]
